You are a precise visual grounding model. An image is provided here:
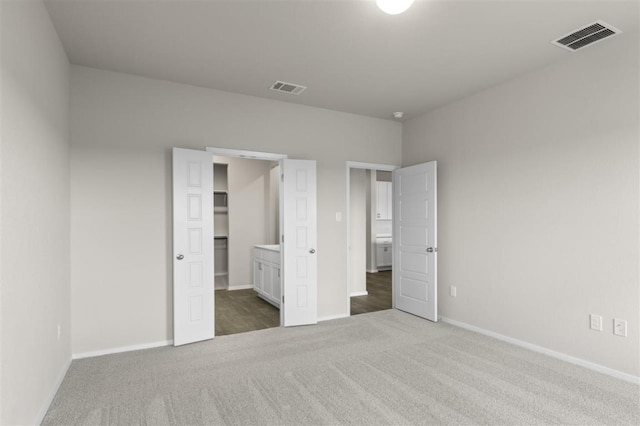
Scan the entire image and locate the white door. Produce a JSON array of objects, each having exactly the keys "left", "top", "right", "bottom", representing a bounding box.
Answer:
[
  {"left": 280, "top": 159, "right": 317, "bottom": 326},
  {"left": 172, "top": 148, "right": 215, "bottom": 346},
  {"left": 392, "top": 161, "right": 437, "bottom": 321}
]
